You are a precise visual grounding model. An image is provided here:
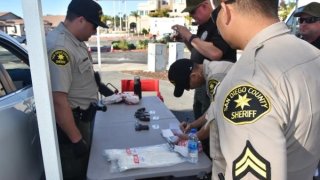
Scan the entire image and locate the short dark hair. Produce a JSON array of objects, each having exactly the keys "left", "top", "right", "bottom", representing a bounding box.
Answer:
[{"left": 234, "top": 0, "right": 279, "bottom": 18}]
